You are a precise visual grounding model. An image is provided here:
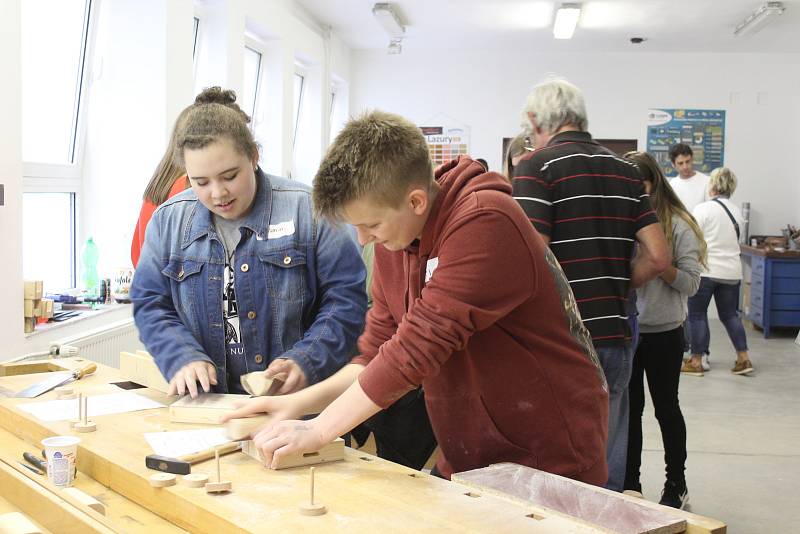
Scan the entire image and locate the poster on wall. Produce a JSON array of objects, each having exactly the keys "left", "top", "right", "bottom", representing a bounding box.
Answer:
[
  {"left": 420, "top": 114, "right": 470, "bottom": 166},
  {"left": 646, "top": 108, "right": 725, "bottom": 178}
]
